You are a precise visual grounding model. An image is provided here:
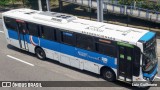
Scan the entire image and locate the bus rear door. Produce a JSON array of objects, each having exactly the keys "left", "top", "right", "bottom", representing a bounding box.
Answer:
[{"left": 16, "top": 20, "right": 28, "bottom": 50}]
